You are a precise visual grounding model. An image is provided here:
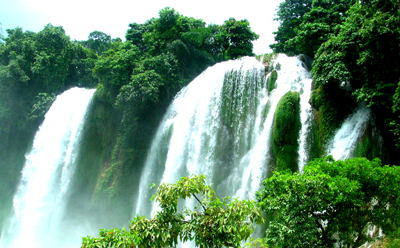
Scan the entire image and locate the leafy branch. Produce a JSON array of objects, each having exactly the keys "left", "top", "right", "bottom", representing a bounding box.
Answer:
[{"left": 82, "top": 175, "right": 264, "bottom": 248}]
